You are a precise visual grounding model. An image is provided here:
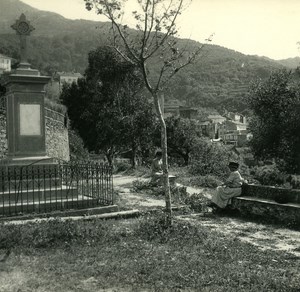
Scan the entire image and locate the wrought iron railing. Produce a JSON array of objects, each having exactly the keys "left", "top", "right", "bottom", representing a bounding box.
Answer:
[{"left": 0, "top": 161, "right": 113, "bottom": 217}]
